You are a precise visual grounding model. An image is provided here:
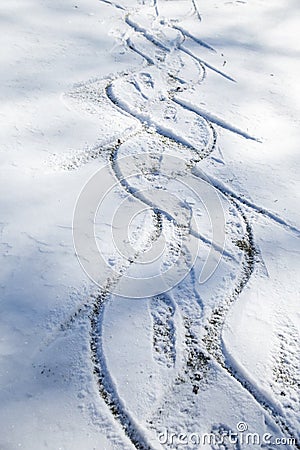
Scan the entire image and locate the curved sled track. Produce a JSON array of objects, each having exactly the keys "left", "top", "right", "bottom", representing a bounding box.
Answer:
[{"left": 64, "top": 1, "right": 300, "bottom": 448}]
